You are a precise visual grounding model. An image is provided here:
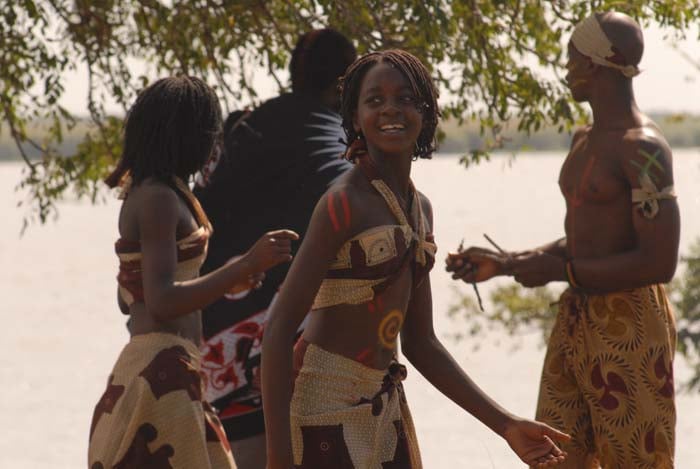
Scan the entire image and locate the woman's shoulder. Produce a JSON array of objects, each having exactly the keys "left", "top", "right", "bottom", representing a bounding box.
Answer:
[
  {"left": 128, "top": 178, "right": 180, "bottom": 204},
  {"left": 325, "top": 168, "right": 377, "bottom": 201},
  {"left": 308, "top": 172, "right": 380, "bottom": 240},
  {"left": 415, "top": 189, "right": 432, "bottom": 208},
  {"left": 415, "top": 189, "right": 433, "bottom": 229},
  {"left": 124, "top": 179, "right": 183, "bottom": 229}
]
